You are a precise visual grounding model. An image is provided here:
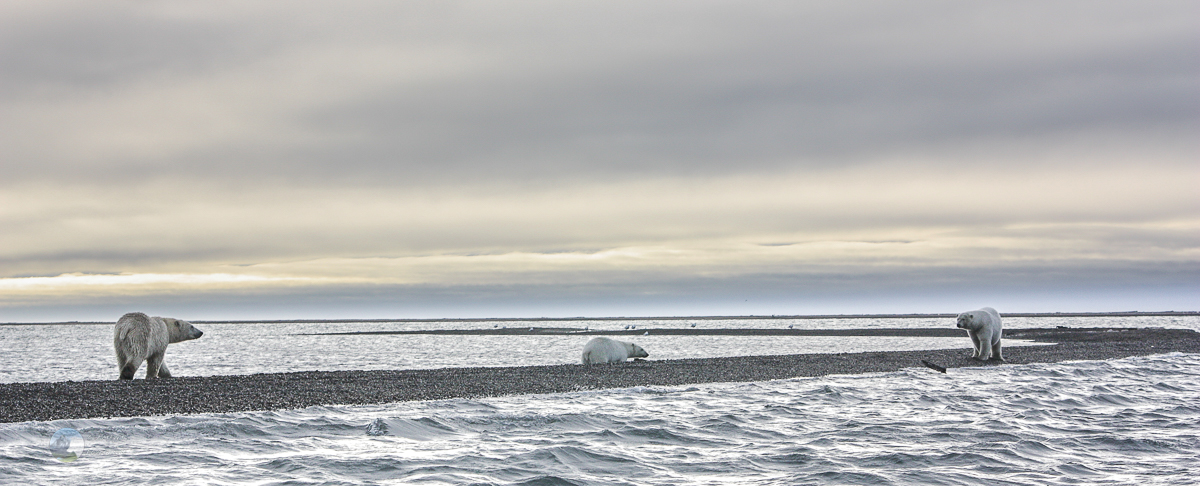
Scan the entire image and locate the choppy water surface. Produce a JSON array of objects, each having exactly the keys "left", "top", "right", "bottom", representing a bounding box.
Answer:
[
  {"left": 5, "top": 315, "right": 1195, "bottom": 384},
  {"left": 2, "top": 353, "right": 1198, "bottom": 485}
]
